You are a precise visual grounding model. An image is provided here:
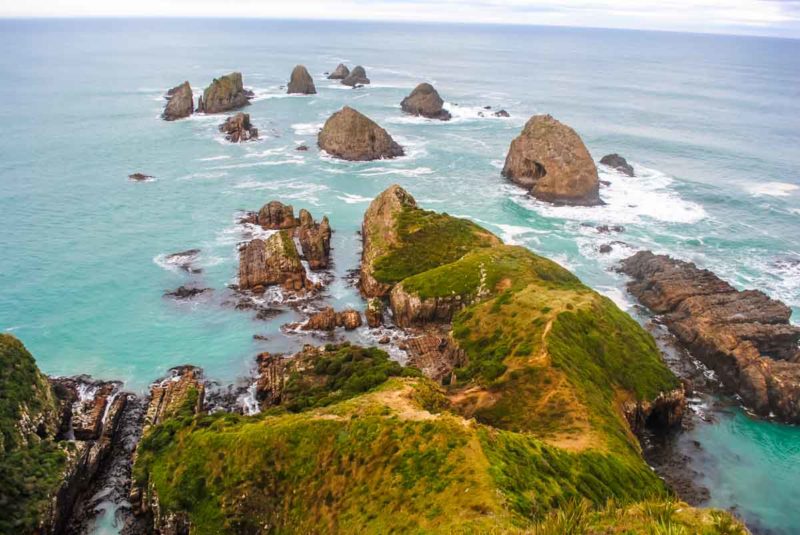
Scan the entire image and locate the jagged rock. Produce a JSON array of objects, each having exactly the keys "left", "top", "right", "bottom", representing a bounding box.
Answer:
[
  {"left": 219, "top": 112, "right": 258, "bottom": 142},
  {"left": 238, "top": 231, "right": 312, "bottom": 293},
  {"left": 297, "top": 210, "right": 331, "bottom": 270},
  {"left": 318, "top": 106, "right": 404, "bottom": 161},
  {"left": 400, "top": 83, "right": 451, "bottom": 120},
  {"left": 502, "top": 114, "right": 601, "bottom": 206},
  {"left": 405, "top": 332, "right": 466, "bottom": 384},
  {"left": 365, "top": 298, "right": 383, "bottom": 328},
  {"left": 164, "top": 286, "right": 211, "bottom": 299},
  {"left": 601, "top": 153, "right": 635, "bottom": 177},
  {"left": 360, "top": 185, "right": 417, "bottom": 297},
  {"left": 196, "top": 72, "right": 252, "bottom": 114},
  {"left": 302, "top": 307, "right": 362, "bottom": 331},
  {"left": 327, "top": 63, "right": 350, "bottom": 80},
  {"left": 287, "top": 65, "right": 316, "bottom": 94},
  {"left": 162, "top": 81, "right": 193, "bottom": 121},
  {"left": 620, "top": 251, "right": 800, "bottom": 423},
  {"left": 341, "top": 65, "right": 370, "bottom": 87},
  {"left": 128, "top": 173, "right": 153, "bottom": 182},
  {"left": 143, "top": 366, "right": 204, "bottom": 432},
  {"left": 256, "top": 201, "right": 297, "bottom": 230}
]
